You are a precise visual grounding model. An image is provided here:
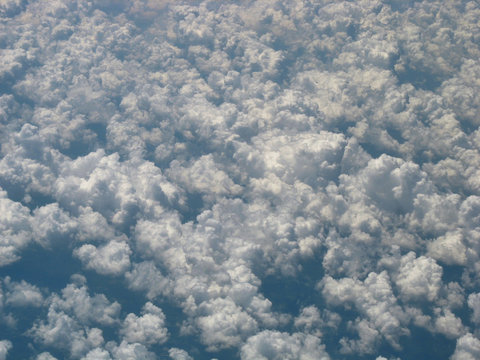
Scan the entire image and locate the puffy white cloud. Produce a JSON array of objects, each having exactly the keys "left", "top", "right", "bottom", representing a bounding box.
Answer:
[
  {"left": 451, "top": 333, "right": 480, "bottom": 360},
  {"left": 54, "top": 149, "right": 182, "bottom": 230},
  {"left": 108, "top": 340, "right": 156, "bottom": 360},
  {"left": 395, "top": 252, "right": 443, "bottom": 302},
  {"left": 427, "top": 231, "right": 467, "bottom": 266},
  {"left": 342, "top": 154, "right": 431, "bottom": 214},
  {"left": 120, "top": 302, "right": 168, "bottom": 345},
  {"left": 74, "top": 206, "right": 118, "bottom": 243},
  {"left": 31, "top": 203, "right": 77, "bottom": 247},
  {"left": 433, "top": 308, "right": 465, "bottom": 339},
  {"left": 74, "top": 240, "right": 131, "bottom": 276},
  {"left": 52, "top": 278, "right": 121, "bottom": 326},
  {"left": 195, "top": 297, "right": 258, "bottom": 351},
  {"left": 31, "top": 313, "right": 104, "bottom": 359},
  {"left": 168, "top": 348, "right": 193, "bottom": 360},
  {"left": 294, "top": 306, "right": 340, "bottom": 338},
  {"left": 0, "top": 189, "right": 32, "bottom": 266},
  {"left": 29, "top": 278, "right": 120, "bottom": 358},
  {"left": 125, "top": 261, "right": 171, "bottom": 299},
  {"left": 0, "top": 47, "right": 27, "bottom": 82},
  {"left": 246, "top": 131, "right": 347, "bottom": 188},
  {"left": 167, "top": 154, "right": 242, "bottom": 201},
  {"left": 3, "top": 277, "right": 43, "bottom": 307},
  {"left": 81, "top": 348, "right": 111, "bottom": 360},
  {"left": 0, "top": 340, "right": 11, "bottom": 360},
  {"left": 467, "top": 293, "right": 480, "bottom": 325},
  {"left": 36, "top": 353, "right": 58, "bottom": 360},
  {"left": 340, "top": 318, "right": 380, "bottom": 355},
  {"left": 240, "top": 330, "right": 330, "bottom": 360},
  {"left": 321, "top": 271, "right": 409, "bottom": 351},
  {"left": 1, "top": 0, "right": 480, "bottom": 358}
]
